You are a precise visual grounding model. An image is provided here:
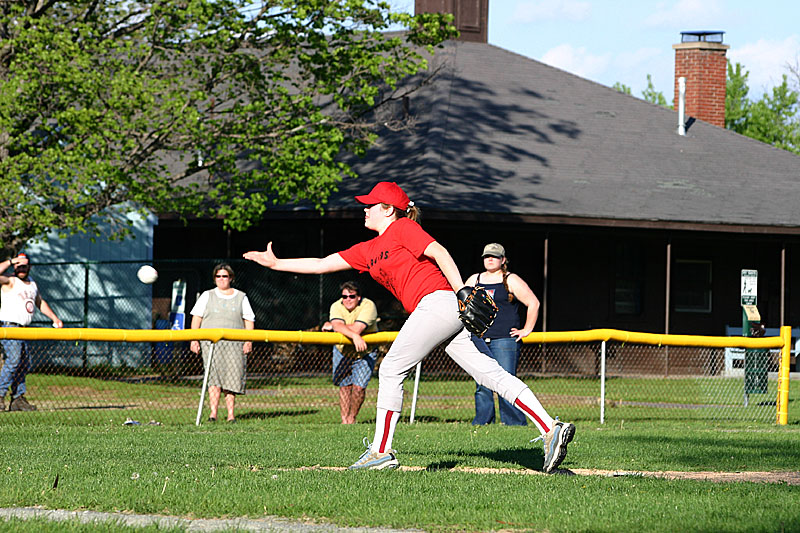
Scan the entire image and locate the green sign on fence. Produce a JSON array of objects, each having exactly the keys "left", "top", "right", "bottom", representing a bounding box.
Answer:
[{"left": 741, "top": 269, "right": 757, "bottom": 306}]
